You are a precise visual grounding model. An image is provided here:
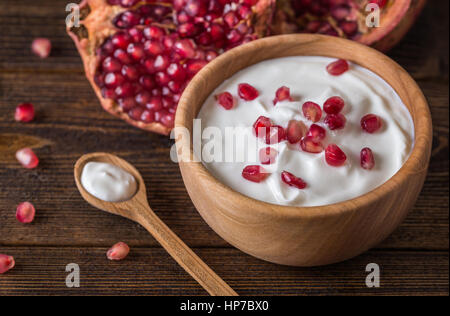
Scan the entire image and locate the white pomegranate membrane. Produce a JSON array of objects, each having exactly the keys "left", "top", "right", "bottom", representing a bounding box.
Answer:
[
  {"left": 81, "top": 162, "right": 137, "bottom": 202},
  {"left": 197, "top": 56, "right": 414, "bottom": 207}
]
